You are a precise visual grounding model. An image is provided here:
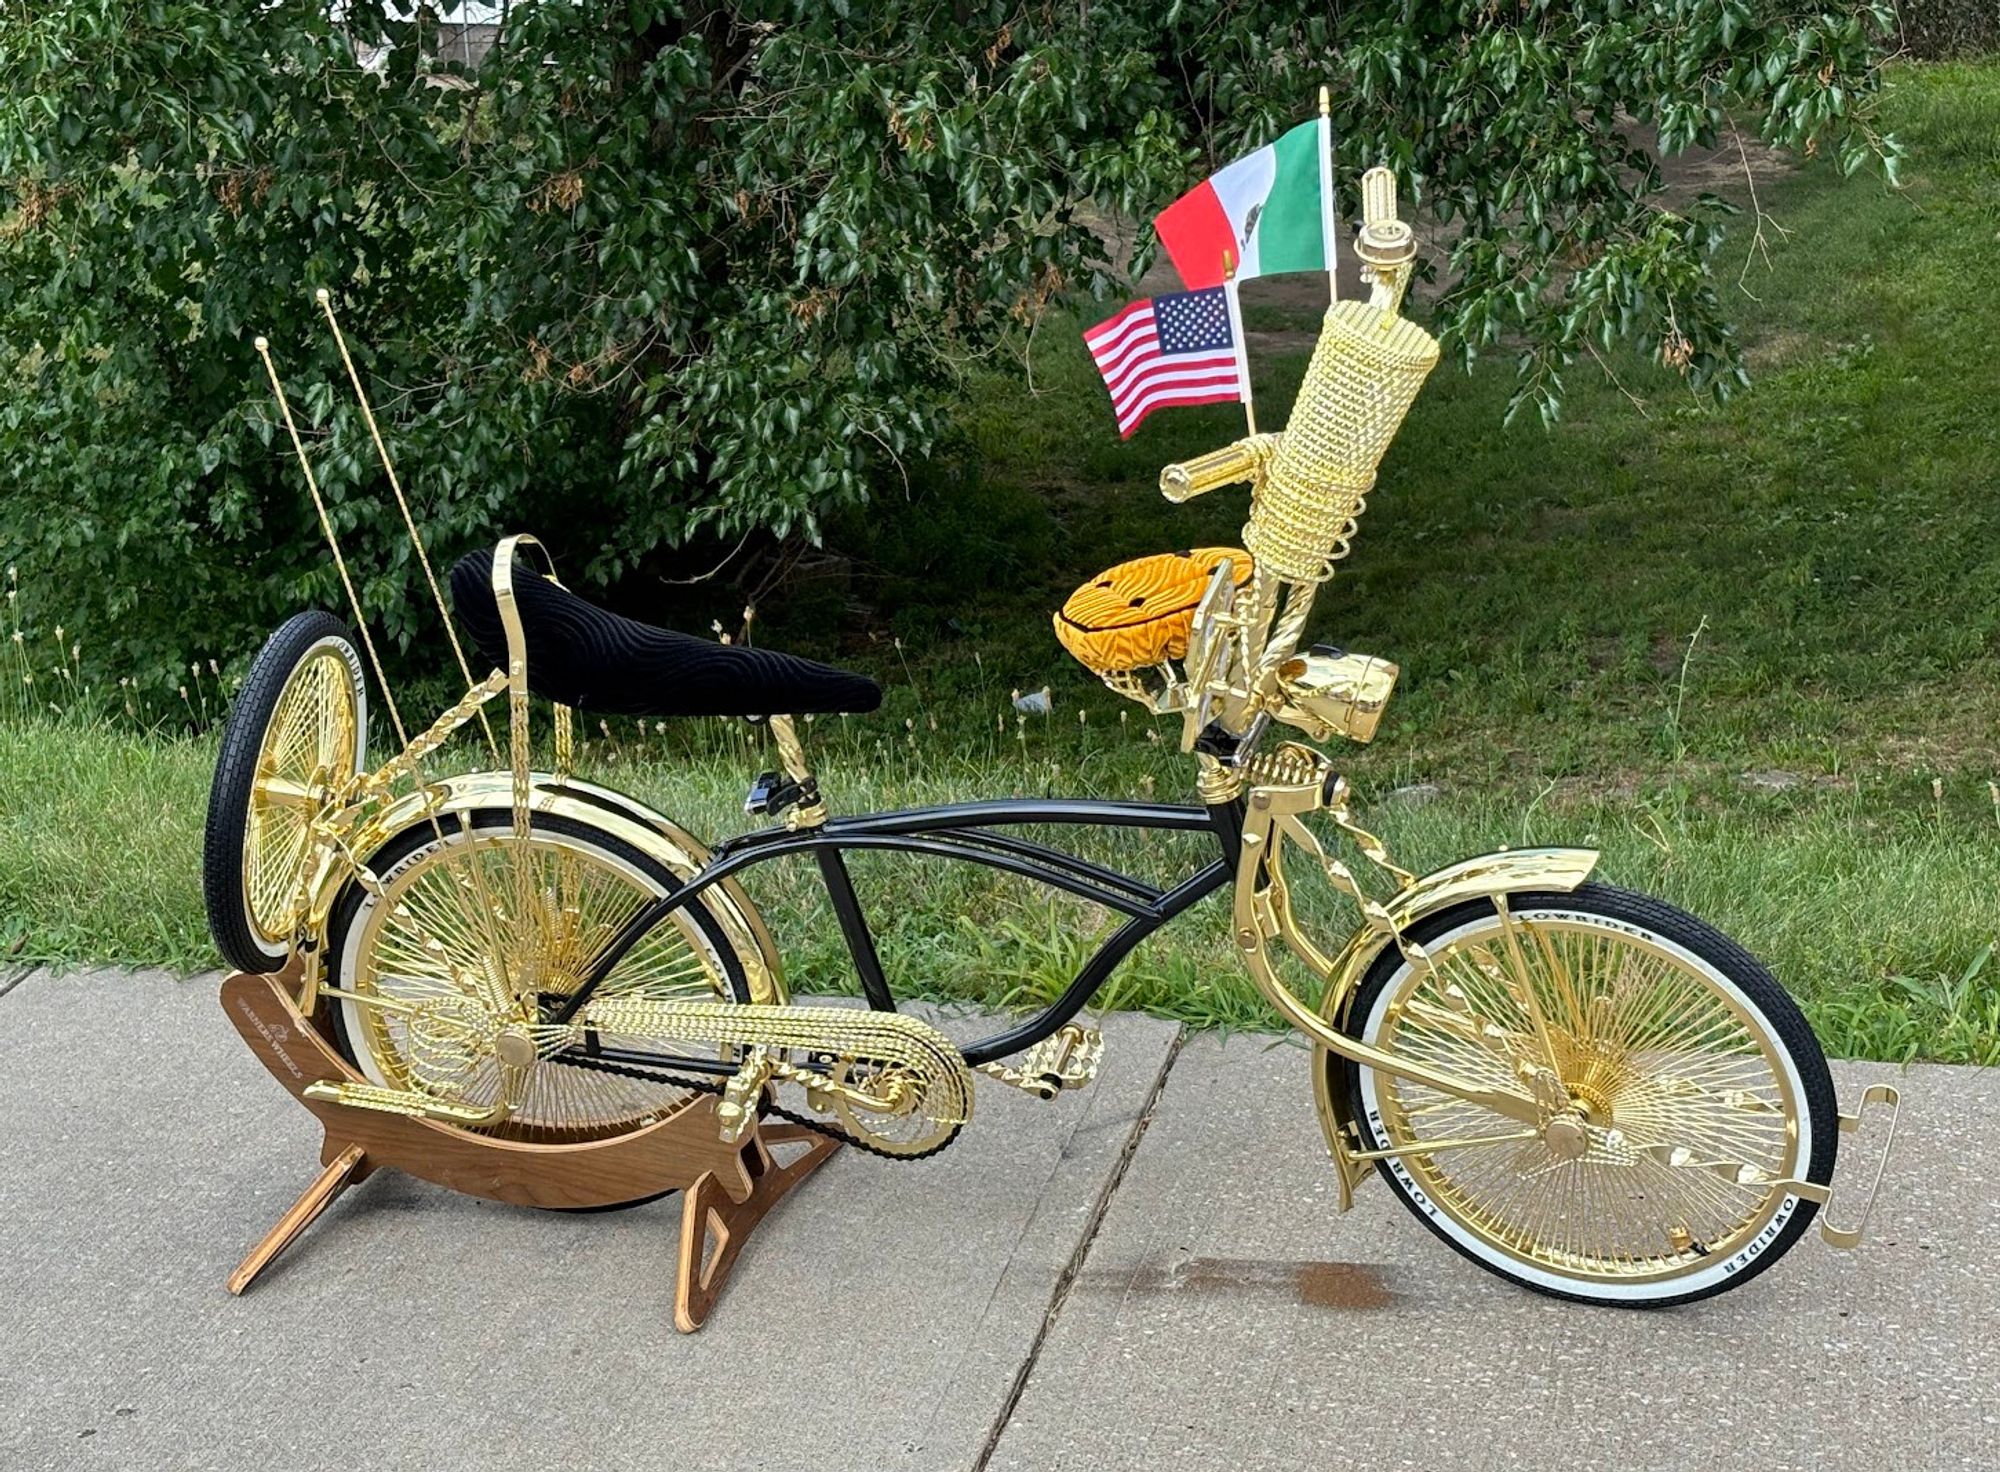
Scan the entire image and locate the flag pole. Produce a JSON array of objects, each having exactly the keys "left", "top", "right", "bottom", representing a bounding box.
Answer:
[
  {"left": 1319, "top": 85, "right": 1337, "bottom": 306},
  {"left": 1223, "top": 249, "right": 1256, "bottom": 437}
]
